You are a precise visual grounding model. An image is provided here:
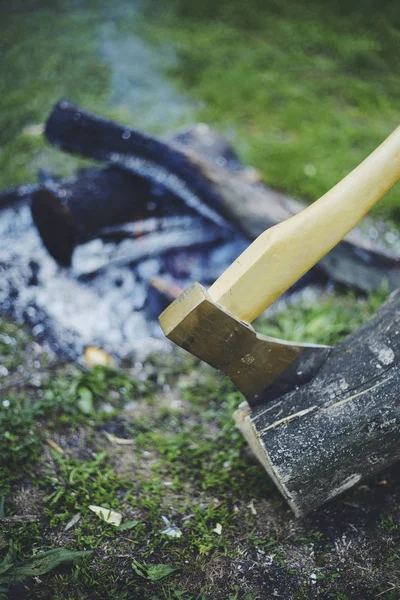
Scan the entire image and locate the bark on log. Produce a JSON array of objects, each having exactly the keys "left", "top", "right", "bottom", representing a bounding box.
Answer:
[
  {"left": 44, "top": 100, "right": 400, "bottom": 292},
  {"left": 235, "top": 288, "right": 400, "bottom": 516}
]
